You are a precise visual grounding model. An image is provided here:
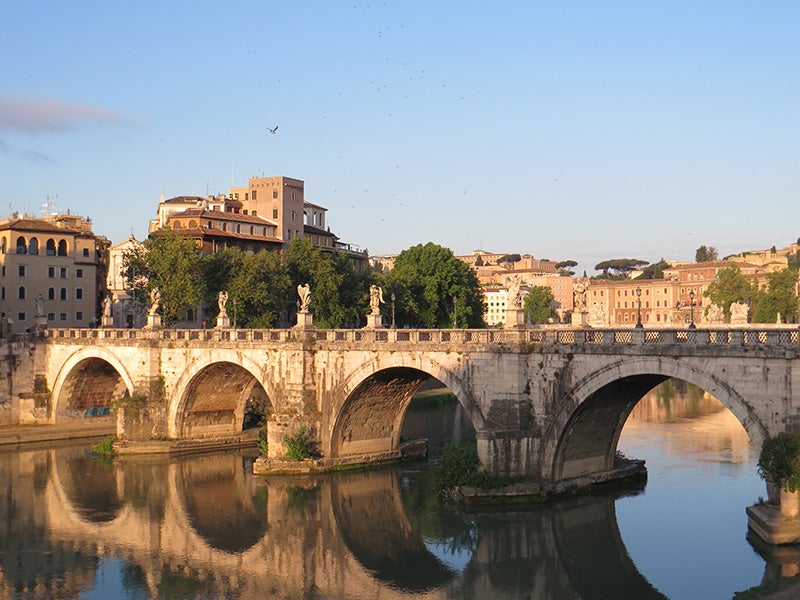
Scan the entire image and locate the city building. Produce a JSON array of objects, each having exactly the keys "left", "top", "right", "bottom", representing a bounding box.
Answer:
[
  {"left": 0, "top": 213, "right": 108, "bottom": 333},
  {"left": 107, "top": 236, "right": 144, "bottom": 328}
]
